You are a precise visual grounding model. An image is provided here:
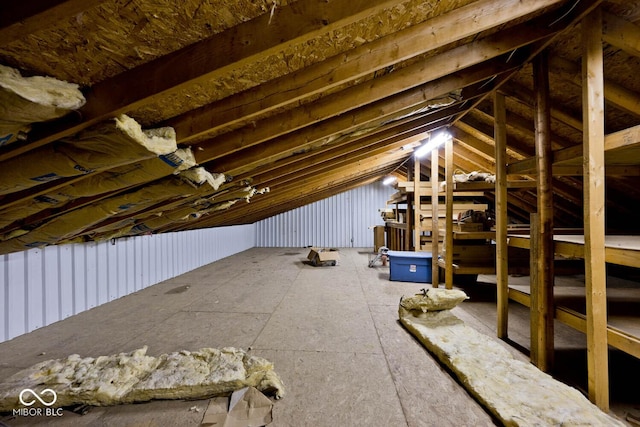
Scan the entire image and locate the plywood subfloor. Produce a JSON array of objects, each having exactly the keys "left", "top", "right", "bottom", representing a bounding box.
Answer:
[{"left": 0, "top": 248, "right": 633, "bottom": 426}]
